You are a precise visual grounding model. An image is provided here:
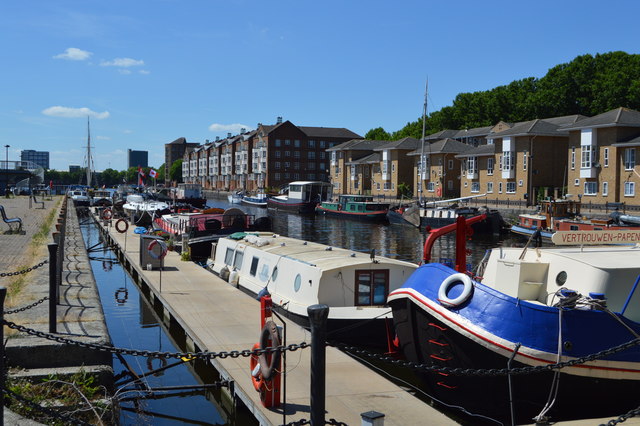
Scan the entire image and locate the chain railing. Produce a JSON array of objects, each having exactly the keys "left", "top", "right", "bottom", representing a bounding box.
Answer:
[
  {"left": 602, "top": 405, "right": 640, "bottom": 425},
  {"left": 3, "top": 296, "right": 48, "bottom": 315},
  {"left": 0, "top": 260, "right": 48, "bottom": 277}
]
